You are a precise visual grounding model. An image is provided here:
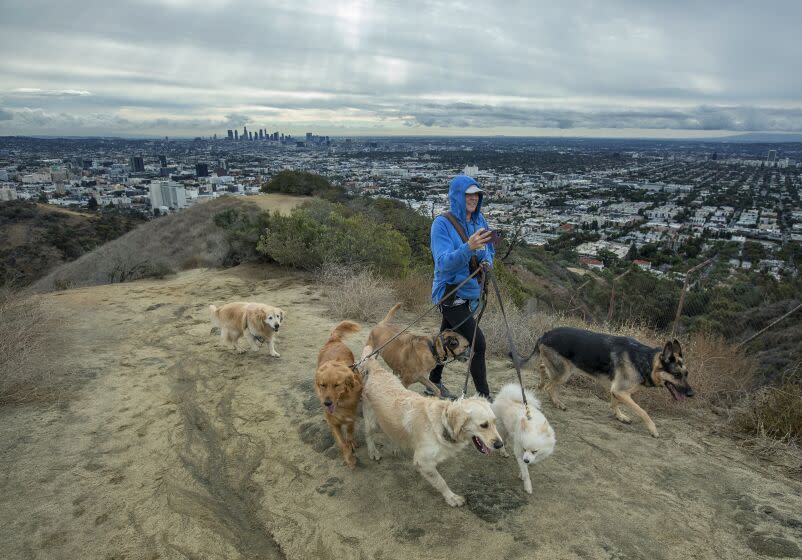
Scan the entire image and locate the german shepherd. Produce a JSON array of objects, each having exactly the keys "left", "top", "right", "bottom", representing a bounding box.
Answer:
[{"left": 528, "top": 327, "right": 694, "bottom": 437}]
